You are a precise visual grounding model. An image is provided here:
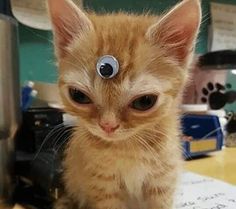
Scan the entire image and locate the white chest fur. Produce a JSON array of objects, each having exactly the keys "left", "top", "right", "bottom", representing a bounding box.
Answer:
[
  {"left": 109, "top": 149, "right": 156, "bottom": 209},
  {"left": 119, "top": 163, "right": 149, "bottom": 209}
]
